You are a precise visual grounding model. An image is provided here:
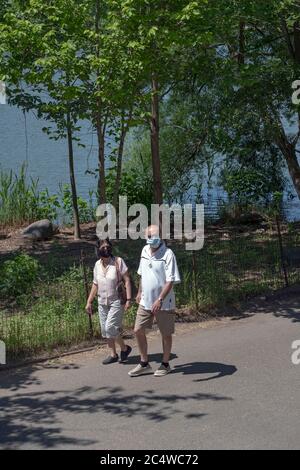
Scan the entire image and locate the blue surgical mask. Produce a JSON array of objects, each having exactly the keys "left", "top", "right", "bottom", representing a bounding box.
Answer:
[{"left": 147, "top": 237, "right": 161, "bottom": 248}]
